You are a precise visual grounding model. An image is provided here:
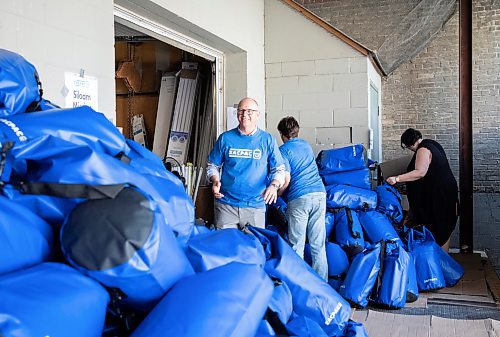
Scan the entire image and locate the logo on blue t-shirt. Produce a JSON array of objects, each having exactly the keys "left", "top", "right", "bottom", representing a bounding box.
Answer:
[
  {"left": 253, "top": 149, "right": 262, "bottom": 160},
  {"left": 229, "top": 148, "right": 262, "bottom": 159}
]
